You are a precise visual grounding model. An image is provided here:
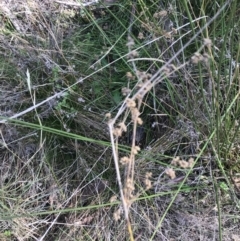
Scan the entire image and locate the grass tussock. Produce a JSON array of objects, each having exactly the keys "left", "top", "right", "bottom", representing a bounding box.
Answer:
[{"left": 0, "top": 0, "right": 240, "bottom": 240}]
